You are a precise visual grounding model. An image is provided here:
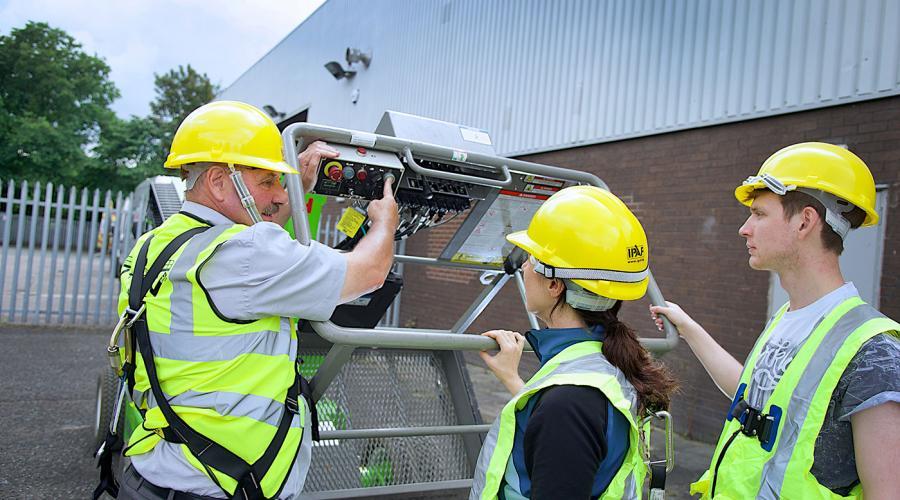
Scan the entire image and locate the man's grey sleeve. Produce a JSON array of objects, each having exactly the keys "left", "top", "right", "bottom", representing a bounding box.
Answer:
[
  {"left": 199, "top": 222, "right": 348, "bottom": 322},
  {"left": 836, "top": 333, "right": 900, "bottom": 421}
]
